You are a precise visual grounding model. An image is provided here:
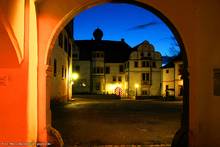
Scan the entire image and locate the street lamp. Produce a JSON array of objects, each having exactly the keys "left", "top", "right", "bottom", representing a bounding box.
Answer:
[
  {"left": 71, "top": 72, "right": 79, "bottom": 85},
  {"left": 135, "top": 83, "right": 139, "bottom": 97}
]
